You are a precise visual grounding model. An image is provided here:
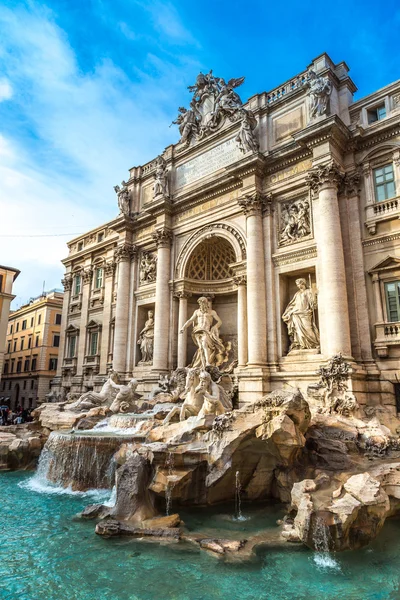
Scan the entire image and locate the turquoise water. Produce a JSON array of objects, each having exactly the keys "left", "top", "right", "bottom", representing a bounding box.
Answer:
[{"left": 1, "top": 472, "right": 400, "bottom": 600}]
